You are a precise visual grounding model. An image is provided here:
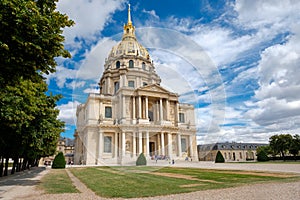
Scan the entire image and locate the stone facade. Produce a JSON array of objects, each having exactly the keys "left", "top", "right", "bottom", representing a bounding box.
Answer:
[
  {"left": 198, "top": 142, "right": 267, "bottom": 162},
  {"left": 74, "top": 6, "right": 198, "bottom": 165}
]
